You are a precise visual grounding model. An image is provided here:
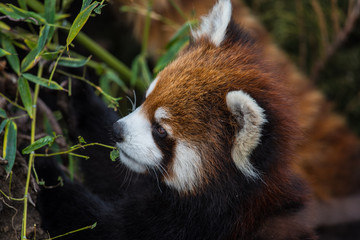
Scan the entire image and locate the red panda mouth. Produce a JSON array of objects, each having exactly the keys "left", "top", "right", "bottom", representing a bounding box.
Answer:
[{"left": 118, "top": 148, "right": 147, "bottom": 172}]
